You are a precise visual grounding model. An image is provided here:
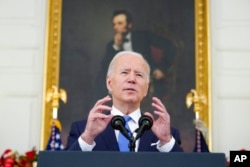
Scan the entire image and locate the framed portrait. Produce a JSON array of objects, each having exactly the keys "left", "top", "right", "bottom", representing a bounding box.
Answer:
[{"left": 42, "top": 0, "right": 210, "bottom": 152}]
